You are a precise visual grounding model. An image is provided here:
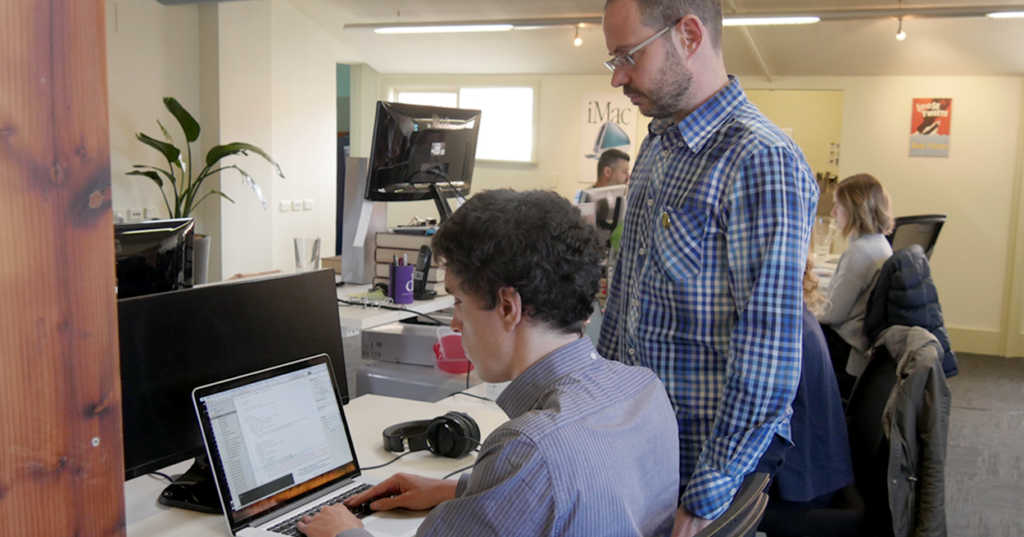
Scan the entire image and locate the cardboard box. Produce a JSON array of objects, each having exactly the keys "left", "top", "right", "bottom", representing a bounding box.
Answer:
[
  {"left": 361, "top": 322, "right": 439, "bottom": 367},
  {"left": 322, "top": 255, "right": 343, "bottom": 275}
]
